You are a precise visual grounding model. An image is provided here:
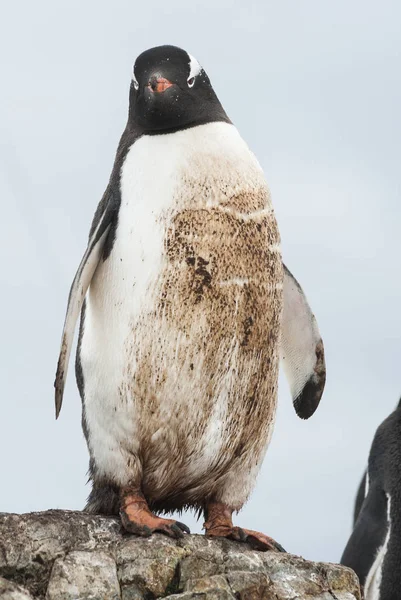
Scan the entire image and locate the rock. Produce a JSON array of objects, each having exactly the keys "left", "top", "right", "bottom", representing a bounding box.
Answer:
[
  {"left": 0, "top": 576, "right": 33, "bottom": 600},
  {"left": 0, "top": 510, "right": 361, "bottom": 600},
  {"left": 116, "top": 535, "right": 186, "bottom": 598},
  {"left": 0, "top": 510, "right": 120, "bottom": 598},
  {"left": 46, "top": 551, "right": 120, "bottom": 600}
]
